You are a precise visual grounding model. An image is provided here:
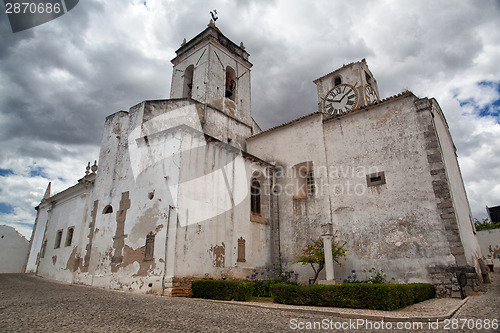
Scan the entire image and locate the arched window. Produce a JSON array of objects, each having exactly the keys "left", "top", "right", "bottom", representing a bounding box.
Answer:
[
  {"left": 225, "top": 66, "right": 236, "bottom": 100},
  {"left": 365, "top": 71, "right": 373, "bottom": 85},
  {"left": 103, "top": 205, "right": 113, "bottom": 214},
  {"left": 334, "top": 76, "right": 342, "bottom": 86},
  {"left": 250, "top": 178, "right": 261, "bottom": 215},
  {"left": 183, "top": 64, "right": 194, "bottom": 98}
]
